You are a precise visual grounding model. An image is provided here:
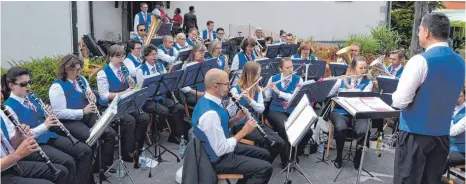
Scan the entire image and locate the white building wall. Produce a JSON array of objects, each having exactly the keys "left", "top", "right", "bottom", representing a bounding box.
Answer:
[
  {"left": 1, "top": 1, "right": 73, "bottom": 68},
  {"left": 93, "top": 1, "right": 123, "bottom": 42},
  {"left": 166, "top": 1, "right": 387, "bottom": 41},
  {"left": 77, "top": 1, "right": 90, "bottom": 39}
]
